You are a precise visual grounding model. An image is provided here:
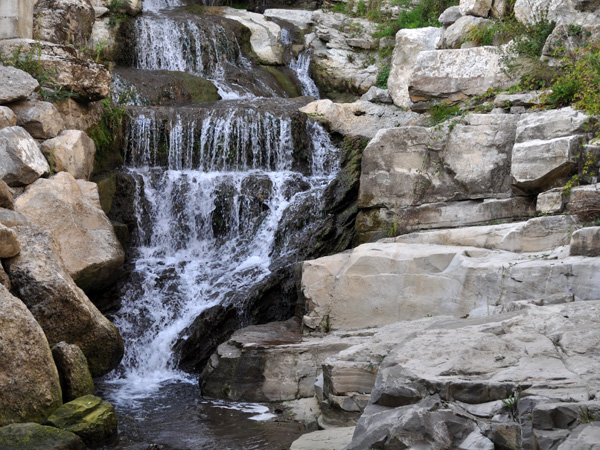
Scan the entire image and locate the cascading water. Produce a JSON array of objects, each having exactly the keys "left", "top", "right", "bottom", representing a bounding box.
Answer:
[
  {"left": 289, "top": 50, "right": 320, "bottom": 98},
  {"left": 100, "top": 0, "right": 342, "bottom": 447}
]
